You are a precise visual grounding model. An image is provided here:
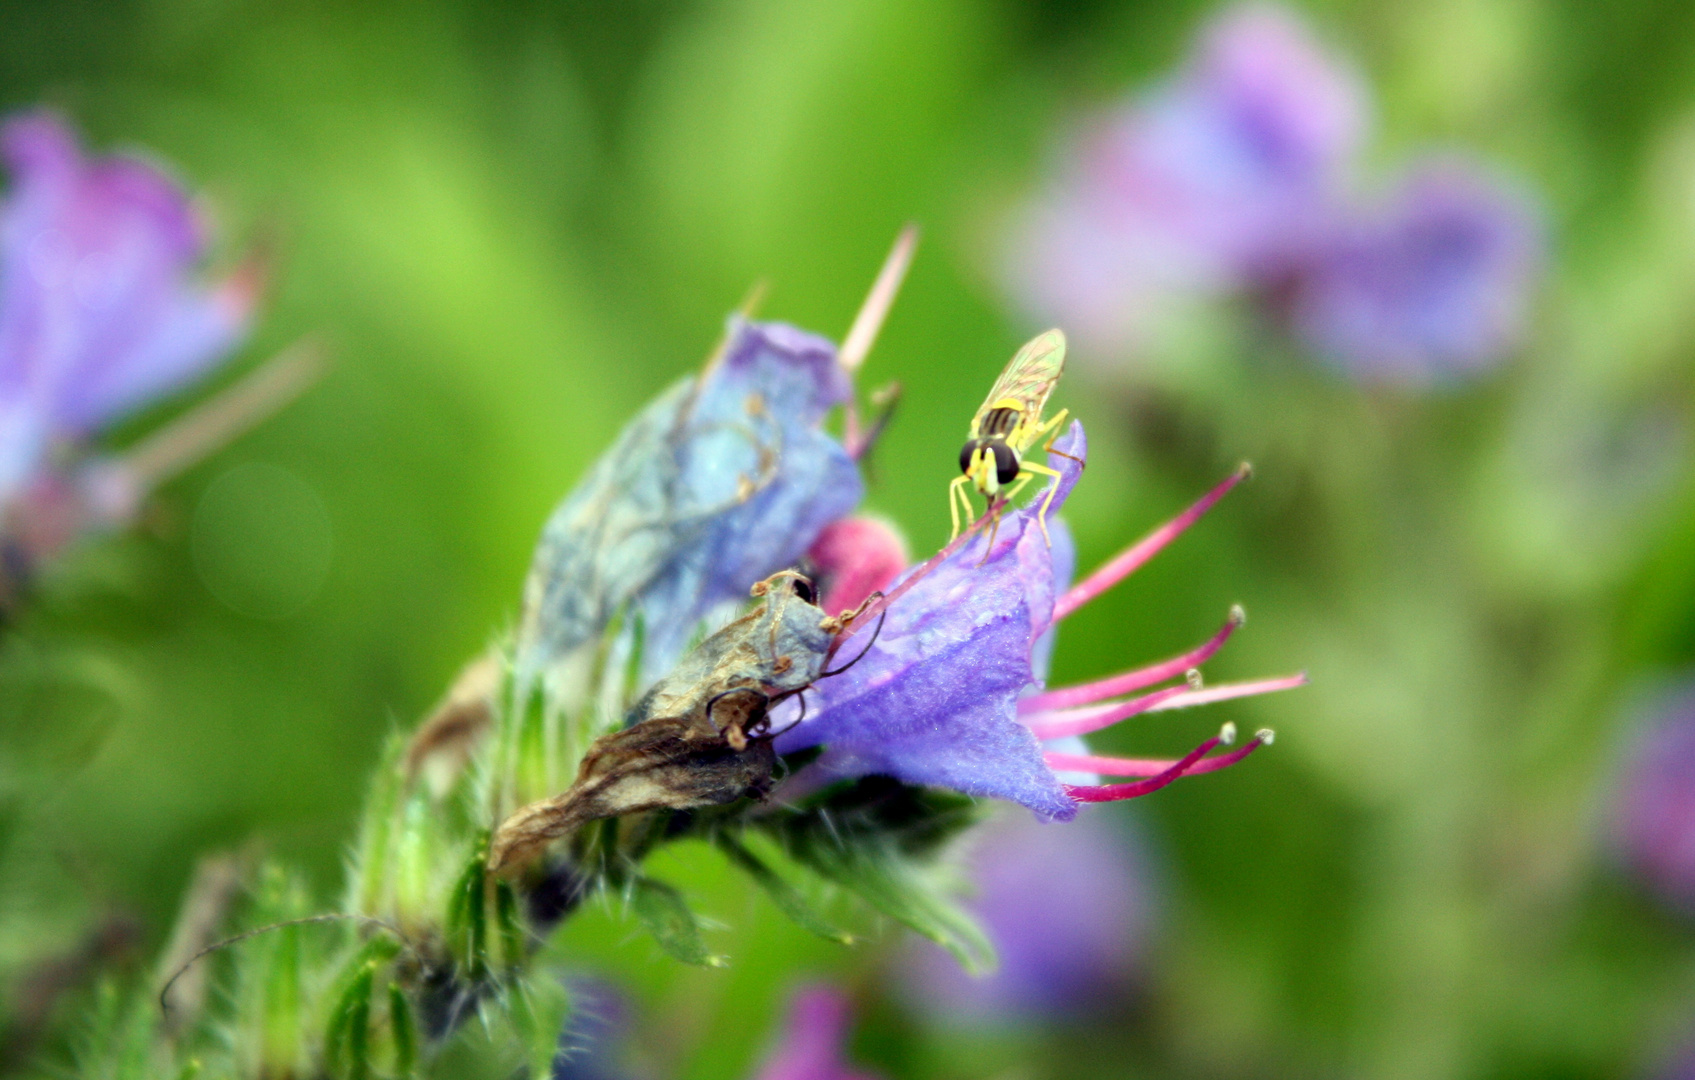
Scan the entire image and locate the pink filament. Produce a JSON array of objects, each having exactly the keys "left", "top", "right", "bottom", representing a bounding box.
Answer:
[
  {"left": 1019, "top": 609, "right": 1243, "bottom": 714},
  {"left": 1139, "top": 673, "right": 1308, "bottom": 713},
  {"left": 1046, "top": 737, "right": 1266, "bottom": 778},
  {"left": 1051, "top": 465, "right": 1250, "bottom": 624},
  {"left": 1021, "top": 684, "right": 1194, "bottom": 740},
  {"left": 826, "top": 508, "right": 996, "bottom": 662},
  {"left": 1065, "top": 735, "right": 1227, "bottom": 803}
]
